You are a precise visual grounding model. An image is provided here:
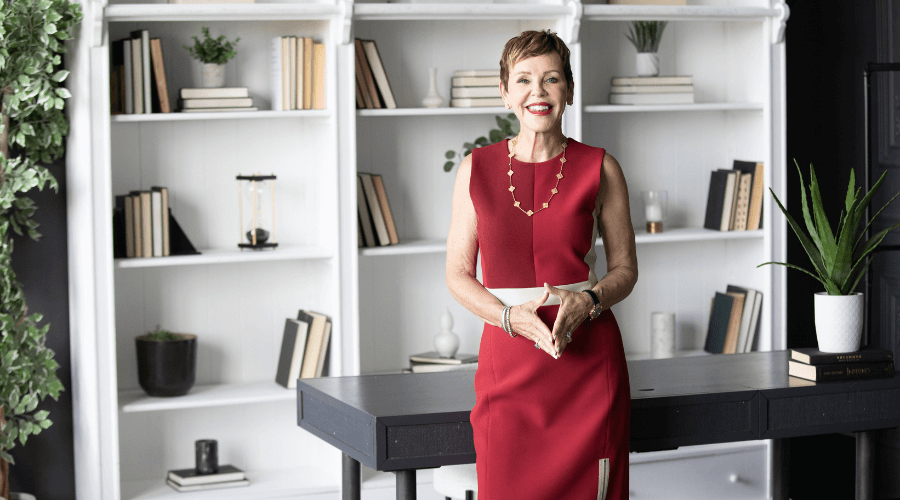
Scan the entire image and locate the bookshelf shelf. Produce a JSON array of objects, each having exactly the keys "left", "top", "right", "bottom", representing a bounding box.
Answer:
[
  {"left": 357, "top": 106, "right": 508, "bottom": 117},
  {"left": 583, "top": 103, "right": 764, "bottom": 114},
  {"left": 121, "top": 467, "right": 339, "bottom": 500},
  {"left": 114, "top": 245, "right": 333, "bottom": 269},
  {"left": 111, "top": 109, "right": 331, "bottom": 122},
  {"left": 582, "top": 5, "right": 778, "bottom": 22},
  {"left": 353, "top": 3, "right": 569, "bottom": 21},
  {"left": 104, "top": 3, "right": 341, "bottom": 22},
  {"left": 359, "top": 238, "right": 447, "bottom": 257},
  {"left": 119, "top": 381, "right": 295, "bottom": 413}
]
